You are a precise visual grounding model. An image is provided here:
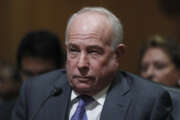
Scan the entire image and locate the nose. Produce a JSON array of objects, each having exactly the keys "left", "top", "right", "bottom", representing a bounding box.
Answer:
[
  {"left": 77, "top": 52, "right": 89, "bottom": 76},
  {"left": 143, "top": 66, "right": 155, "bottom": 80}
]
